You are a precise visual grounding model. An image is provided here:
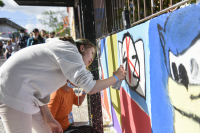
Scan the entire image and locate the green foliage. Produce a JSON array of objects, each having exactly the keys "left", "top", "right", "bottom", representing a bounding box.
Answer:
[
  {"left": 54, "top": 24, "right": 70, "bottom": 37},
  {"left": 0, "top": 0, "right": 5, "bottom": 7},
  {"left": 38, "top": 10, "right": 66, "bottom": 31}
]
